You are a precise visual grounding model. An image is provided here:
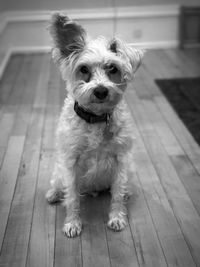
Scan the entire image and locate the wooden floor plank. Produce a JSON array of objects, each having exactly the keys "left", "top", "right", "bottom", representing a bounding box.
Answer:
[
  {"left": 0, "top": 55, "right": 24, "bottom": 106},
  {"left": 134, "top": 63, "right": 185, "bottom": 157},
  {"left": 55, "top": 205, "right": 82, "bottom": 267},
  {"left": 0, "top": 149, "right": 5, "bottom": 168},
  {"left": 184, "top": 48, "right": 200, "bottom": 65},
  {"left": 127, "top": 89, "right": 200, "bottom": 266},
  {"left": 0, "top": 56, "right": 32, "bottom": 168},
  {"left": 139, "top": 98, "right": 200, "bottom": 218},
  {"left": 6, "top": 56, "right": 30, "bottom": 107},
  {"left": 0, "top": 136, "right": 25, "bottom": 252},
  {"left": 142, "top": 50, "right": 167, "bottom": 79},
  {"left": 0, "top": 113, "right": 15, "bottom": 147},
  {"left": 155, "top": 96, "right": 200, "bottom": 174},
  {"left": 170, "top": 155, "right": 200, "bottom": 216},
  {"left": 146, "top": 134, "right": 200, "bottom": 267},
  {"left": 142, "top": 87, "right": 200, "bottom": 189},
  {"left": 106, "top": 225, "right": 139, "bottom": 267},
  {"left": 81, "top": 196, "right": 111, "bottom": 267},
  {"left": 133, "top": 150, "right": 196, "bottom": 267},
  {"left": 42, "top": 61, "right": 60, "bottom": 152},
  {"left": 155, "top": 50, "right": 184, "bottom": 78},
  {"left": 0, "top": 113, "right": 15, "bottom": 167},
  {"left": 127, "top": 173, "right": 168, "bottom": 267},
  {"left": 26, "top": 152, "right": 56, "bottom": 267},
  {"left": 0, "top": 131, "right": 43, "bottom": 267},
  {"left": 0, "top": 54, "right": 50, "bottom": 267},
  {"left": 133, "top": 49, "right": 200, "bottom": 264},
  {"left": 126, "top": 91, "right": 197, "bottom": 267},
  {"left": 143, "top": 49, "right": 200, "bottom": 175},
  {"left": 0, "top": 55, "right": 37, "bottom": 254},
  {"left": 26, "top": 60, "right": 58, "bottom": 267},
  {"left": 104, "top": 222, "right": 139, "bottom": 267},
  {"left": 11, "top": 54, "right": 42, "bottom": 136},
  {"left": 33, "top": 54, "right": 51, "bottom": 109},
  {"left": 164, "top": 49, "right": 200, "bottom": 77},
  {"left": 132, "top": 68, "right": 161, "bottom": 100},
  {"left": 141, "top": 99, "right": 184, "bottom": 156}
]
